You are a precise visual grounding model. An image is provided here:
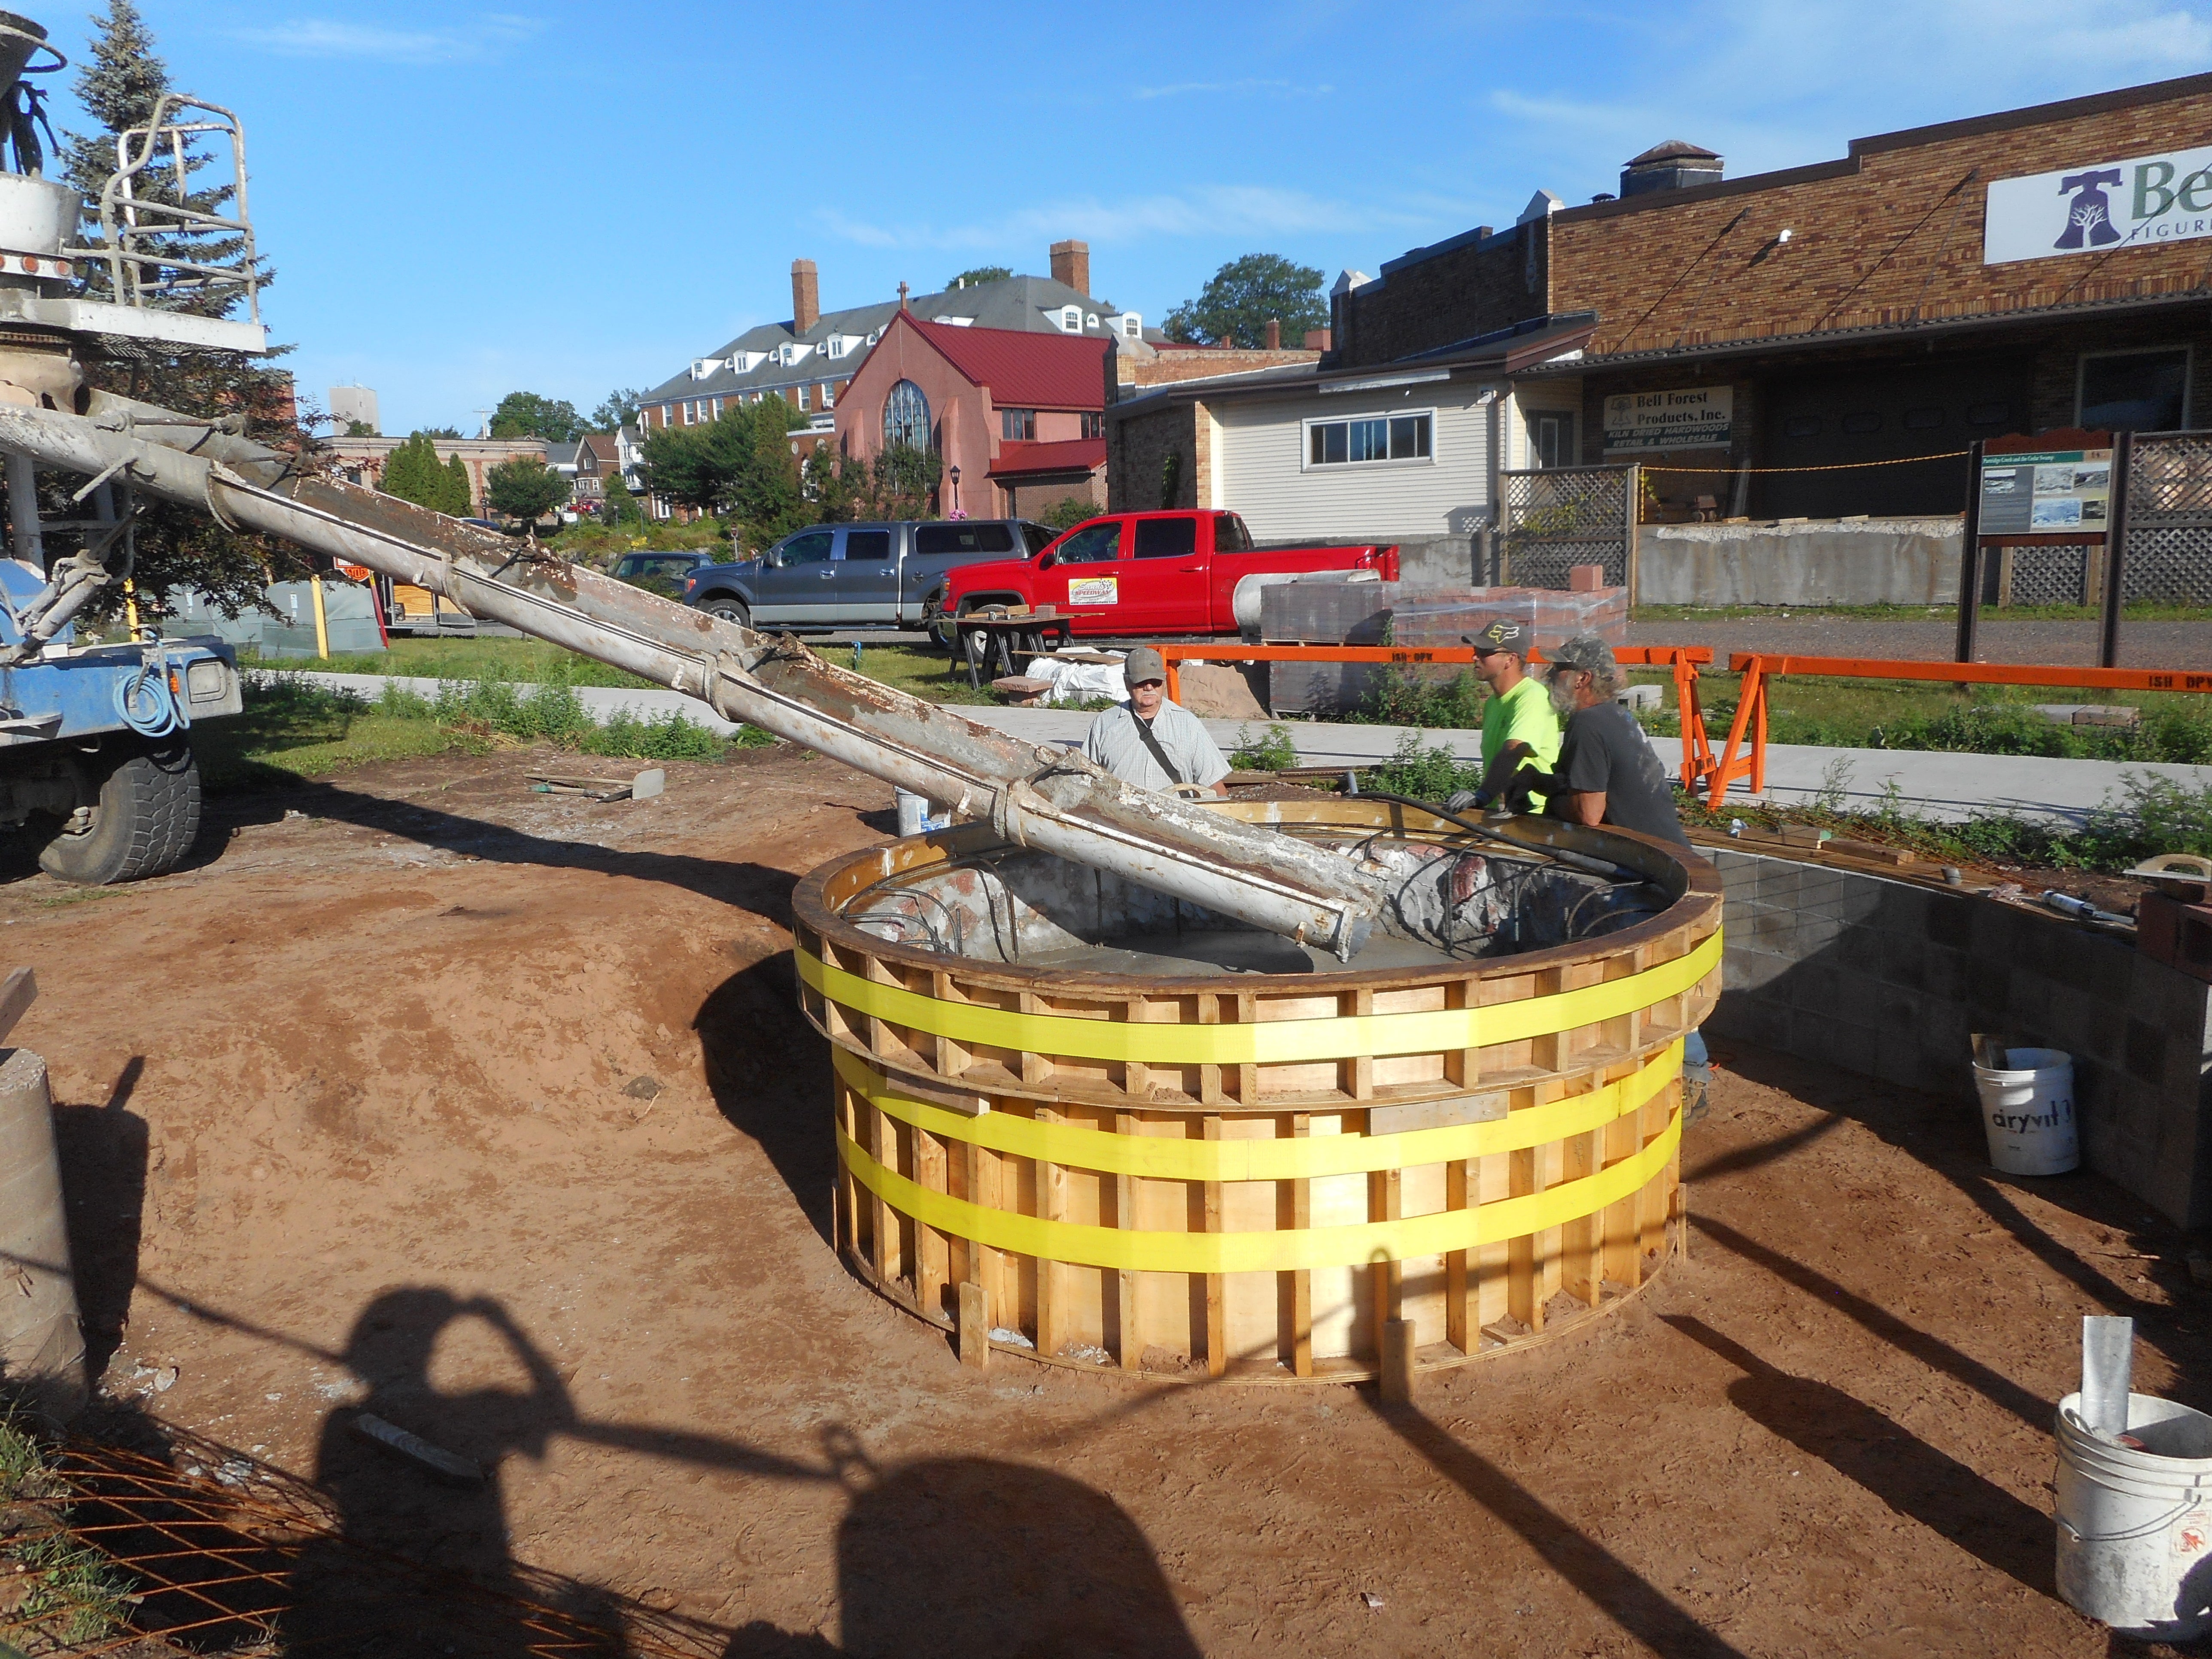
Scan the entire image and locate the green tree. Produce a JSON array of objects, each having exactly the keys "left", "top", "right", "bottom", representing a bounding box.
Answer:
[
  {"left": 636, "top": 423, "right": 721, "bottom": 515},
  {"left": 947, "top": 265, "right": 1012, "bottom": 289},
  {"left": 378, "top": 431, "right": 443, "bottom": 509},
  {"left": 489, "top": 391, "right": 583, "bottom": 443},
  {"left": 870, "top": 443, "right": 941, "bottom": 520},
  {"left": 1039, "top": 496, "right": 1097, "bottom": 532},
  {"left": 420, "top": 425, "right": 463, "bottom": 440},
  {"left": 49, "top": 0, "right": 310, "bottom": 620},
  {"left": 602, "top": 472, "right": 644, "bottom": 526},
  {"left": 589, "top": 388, "right": 645, "bottom": 431},
  {"left": 440, "top": 454, "right": 474, "bottom": 517},
  {"left": 343, "top": 419, "right": 374, "bottom": 436},
  {"left": 486, "top": 457, "right": 571, "bottom": 525},
  {"left": 1163, "top": 253, "right": 1327, "bottom": 349}
]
